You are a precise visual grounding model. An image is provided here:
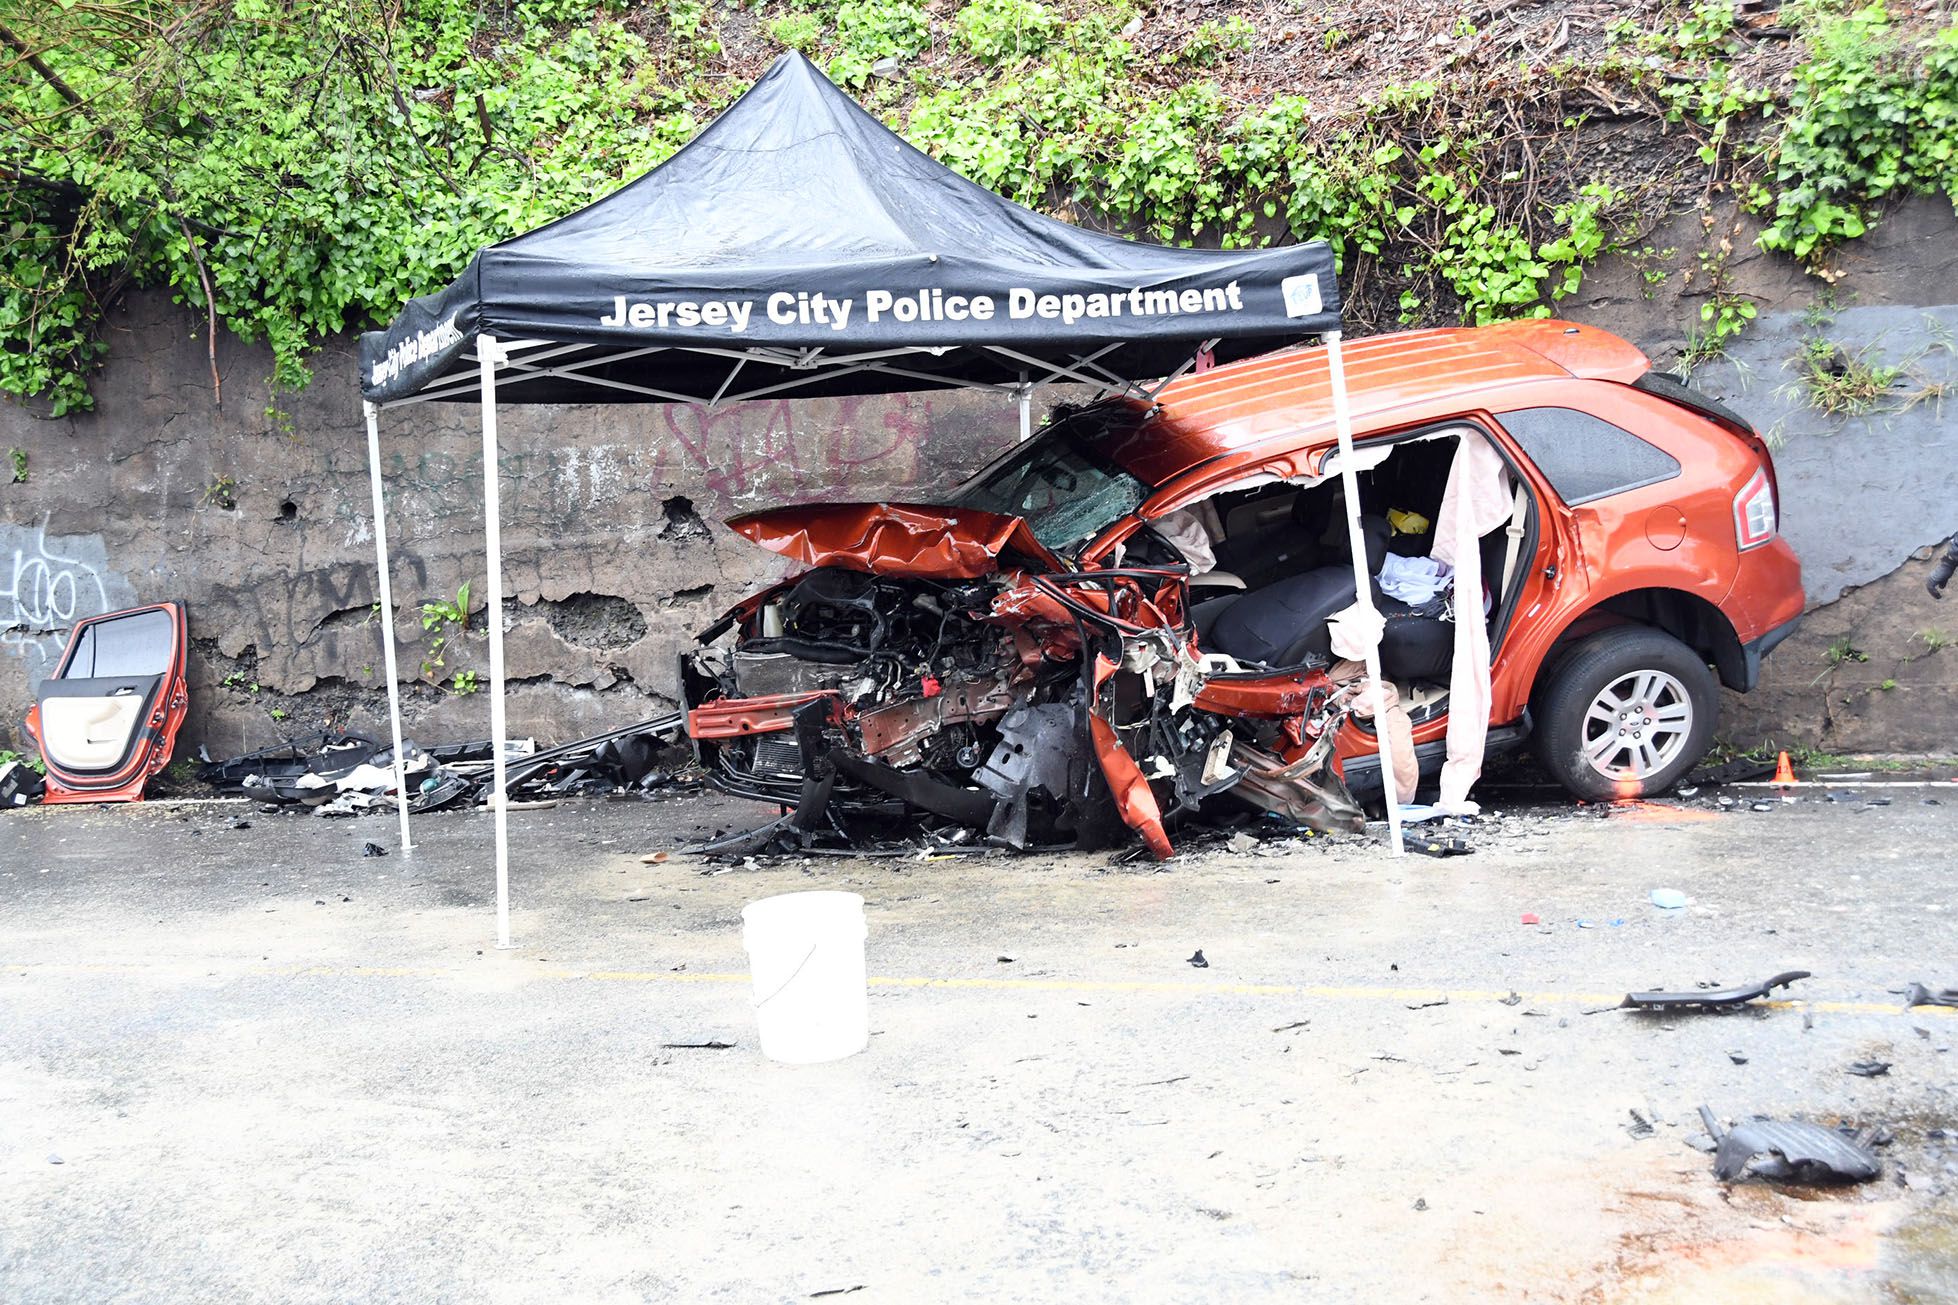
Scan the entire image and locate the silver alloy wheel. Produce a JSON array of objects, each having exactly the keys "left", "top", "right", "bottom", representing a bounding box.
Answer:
[{"left": 1579, "top": 668, "right": 1695, "bottom": 784}]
